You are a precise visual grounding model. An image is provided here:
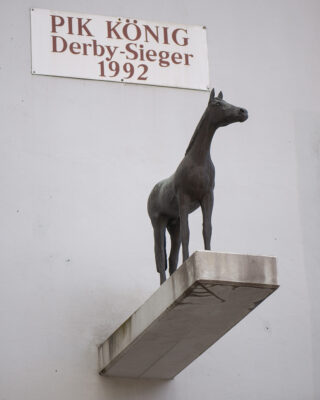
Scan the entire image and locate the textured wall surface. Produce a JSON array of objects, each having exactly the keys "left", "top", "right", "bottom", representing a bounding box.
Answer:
[{"left": 0, "top": 1, "right": 319, "bottom": 399}]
